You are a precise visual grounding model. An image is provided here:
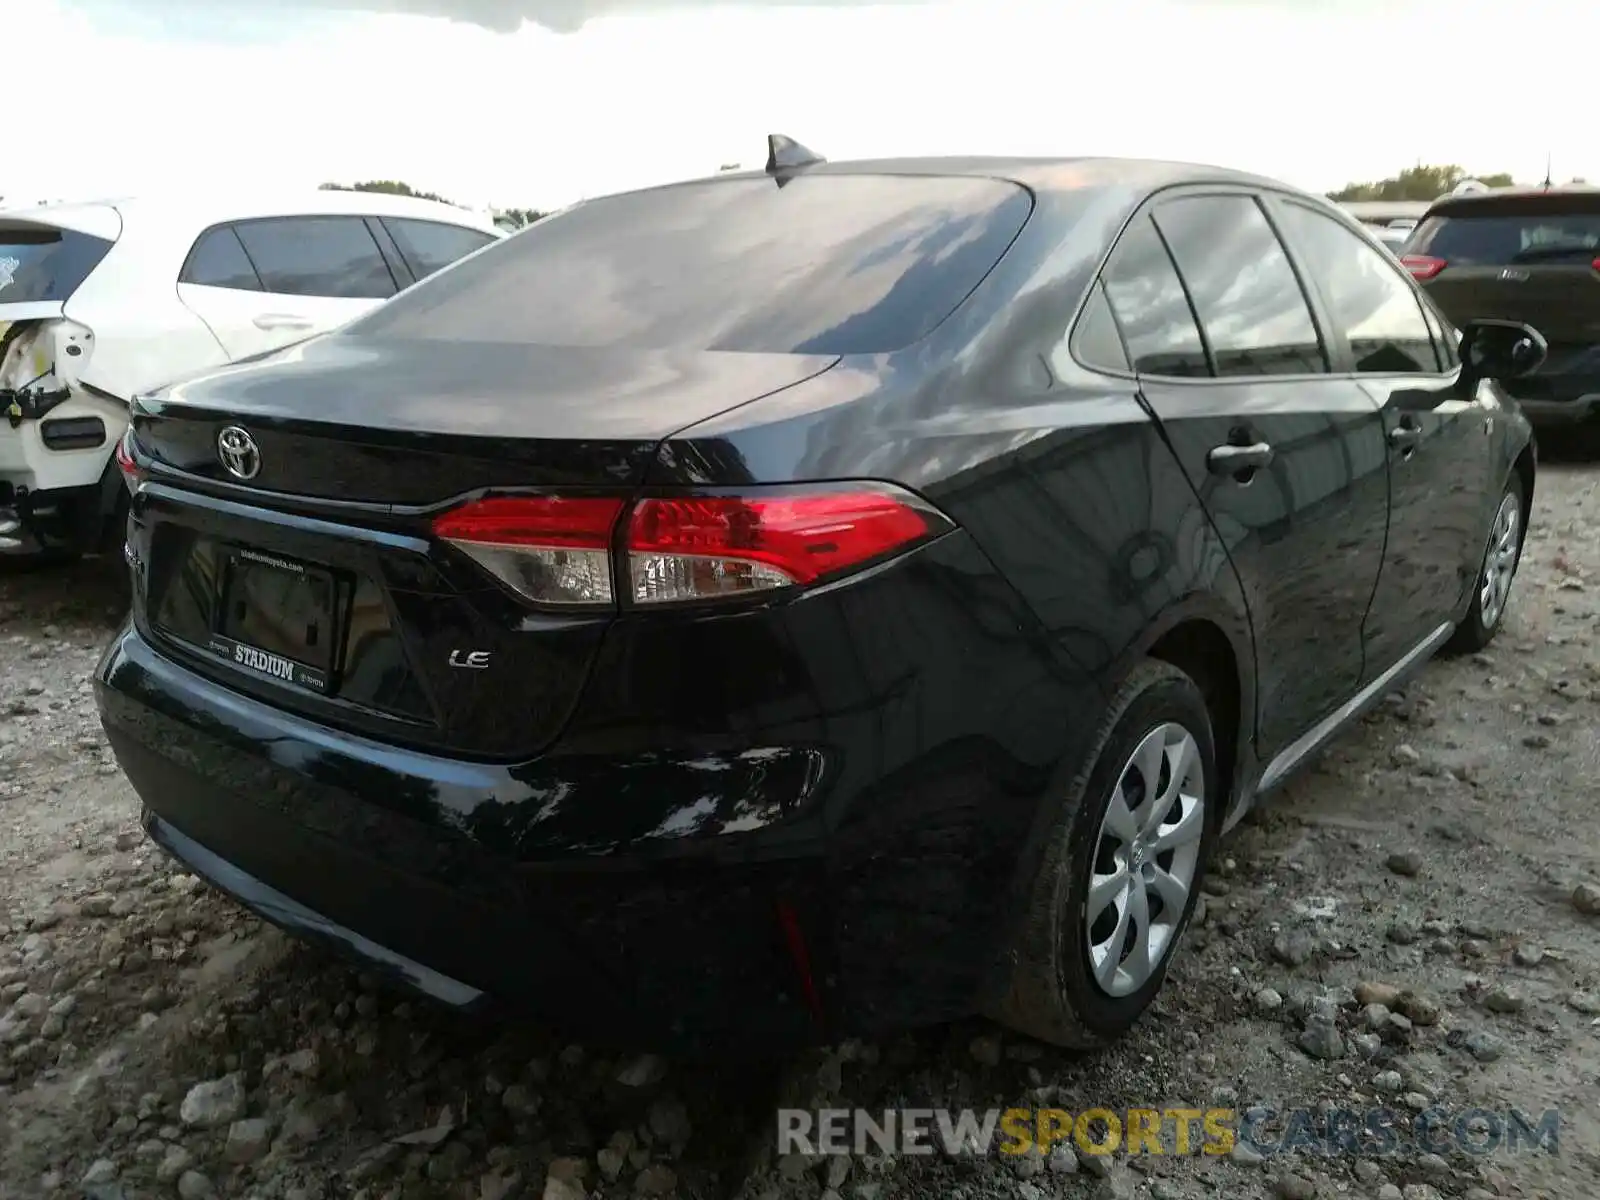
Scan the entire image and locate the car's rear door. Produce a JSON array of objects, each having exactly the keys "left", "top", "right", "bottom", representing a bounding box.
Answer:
[
  {"left": 1100, "top": 190, "right": 1390, "bottom": 761},
  {"left": 1272, "top": 198, "right": 1491, "bottom": 675},
  {"left": 177, "top": 215, "right": 403, "bottom": 360}
]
